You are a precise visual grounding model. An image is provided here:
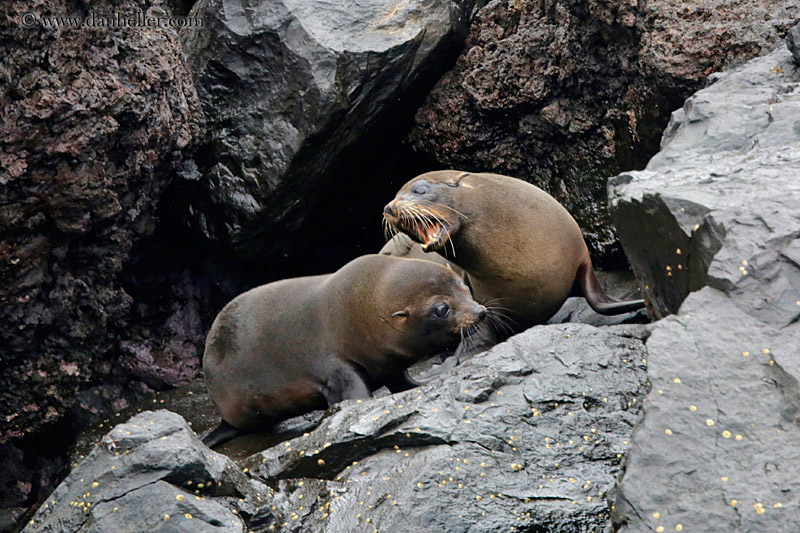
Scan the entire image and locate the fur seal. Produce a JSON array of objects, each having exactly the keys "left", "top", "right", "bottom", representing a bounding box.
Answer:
[
  {"left": 382, "top": 170, "right": 644, "bottom": 351},
  {"left": 202, "top": 254, "right": 485, "bottom": 447}
]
